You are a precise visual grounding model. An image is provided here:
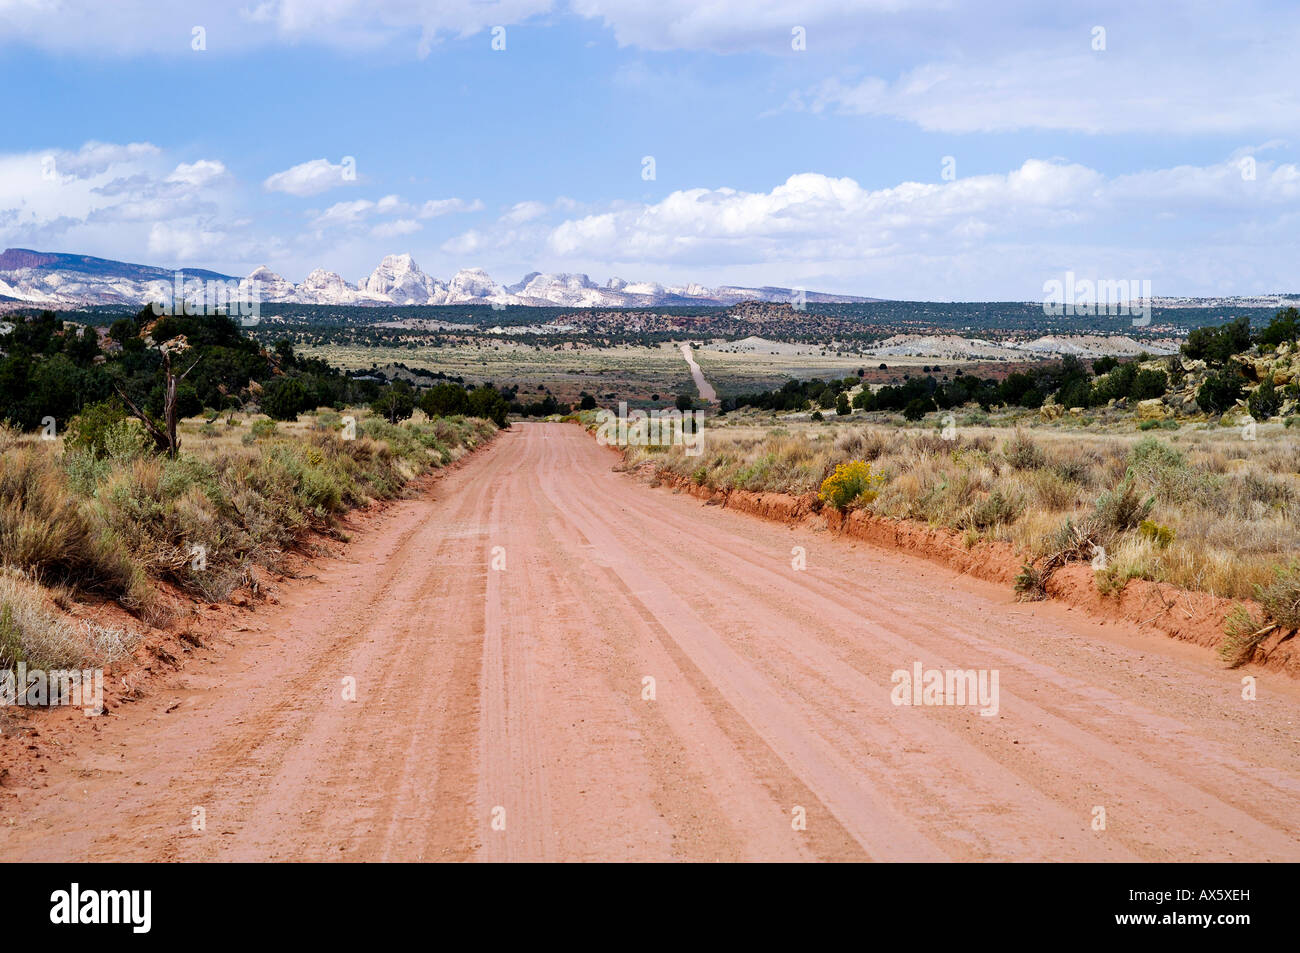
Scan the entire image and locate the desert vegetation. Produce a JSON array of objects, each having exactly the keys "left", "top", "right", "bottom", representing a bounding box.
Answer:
[
  {"left": 612, "top": 416, "right": 1300, "bottom": 652},
  {"left": 0, "top": 407, "right": 494, "bottom": 673}
]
